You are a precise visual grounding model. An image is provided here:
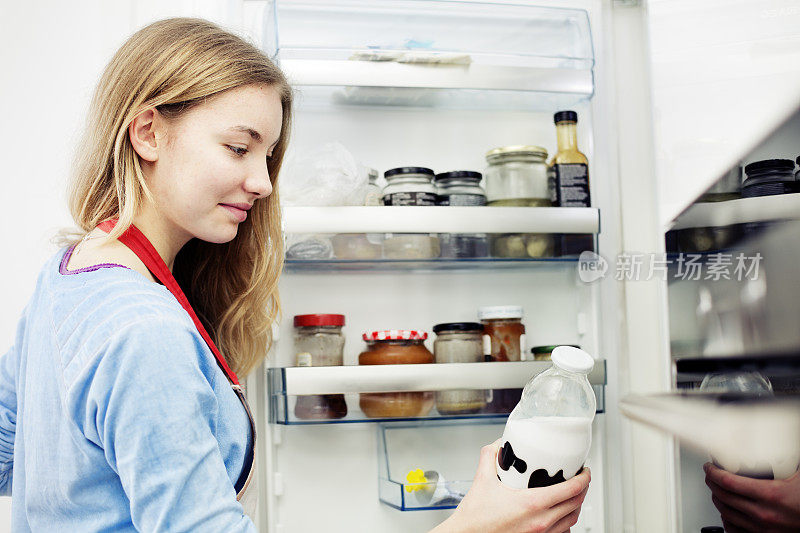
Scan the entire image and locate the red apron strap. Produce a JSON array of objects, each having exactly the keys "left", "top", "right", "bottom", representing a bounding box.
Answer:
[{"left": 97, "top": 219, "right": 240, "bottom": 386}]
